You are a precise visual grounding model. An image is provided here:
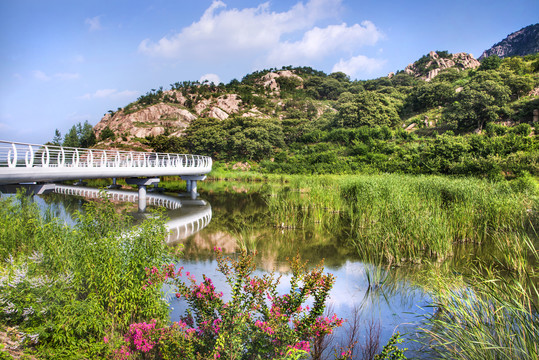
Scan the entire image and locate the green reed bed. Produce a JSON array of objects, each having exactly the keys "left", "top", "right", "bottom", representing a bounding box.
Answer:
[
  {"left": 264, "top": 173, "right": 536, "bottom": 265},
  {"left": 340, "top": 174, "right": 535, "bottom": 263}
]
